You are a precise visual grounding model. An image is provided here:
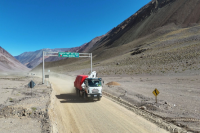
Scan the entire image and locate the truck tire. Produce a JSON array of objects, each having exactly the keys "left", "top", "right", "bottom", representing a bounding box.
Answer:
[
  {"left": 98, "top": 97, "right": 101, "bottom": 101},
  {"left": 83, "top": 92, "right": 86, "bottom": 99},
  {"left": 78, "top": 90, "right": 81, "bottom": 97},
  {"left": 76, "top": 88, "right": 78, "bottom": 95}
]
